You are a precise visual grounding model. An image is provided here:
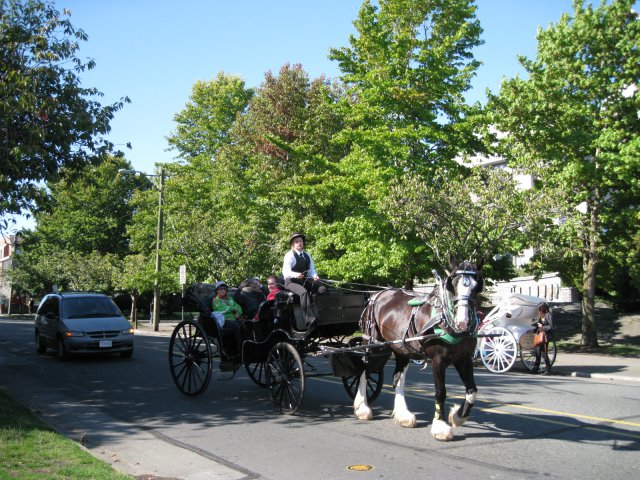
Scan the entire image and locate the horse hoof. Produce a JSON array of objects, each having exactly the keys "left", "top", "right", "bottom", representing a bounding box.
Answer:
[
  {"left": 355, "top": 405, "right": 373, "bottom": 421},
  {"left": 392, "top": 411, "right": 417, "bottom": 428},
  {"left": 431, "top": 419, "right": 454, "bottom": 441}
]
